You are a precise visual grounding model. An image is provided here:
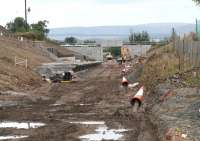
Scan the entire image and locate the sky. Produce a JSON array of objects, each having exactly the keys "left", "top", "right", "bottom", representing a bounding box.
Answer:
[{"left": 0, "top": 0, "right": 200, "bottom": 28}]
